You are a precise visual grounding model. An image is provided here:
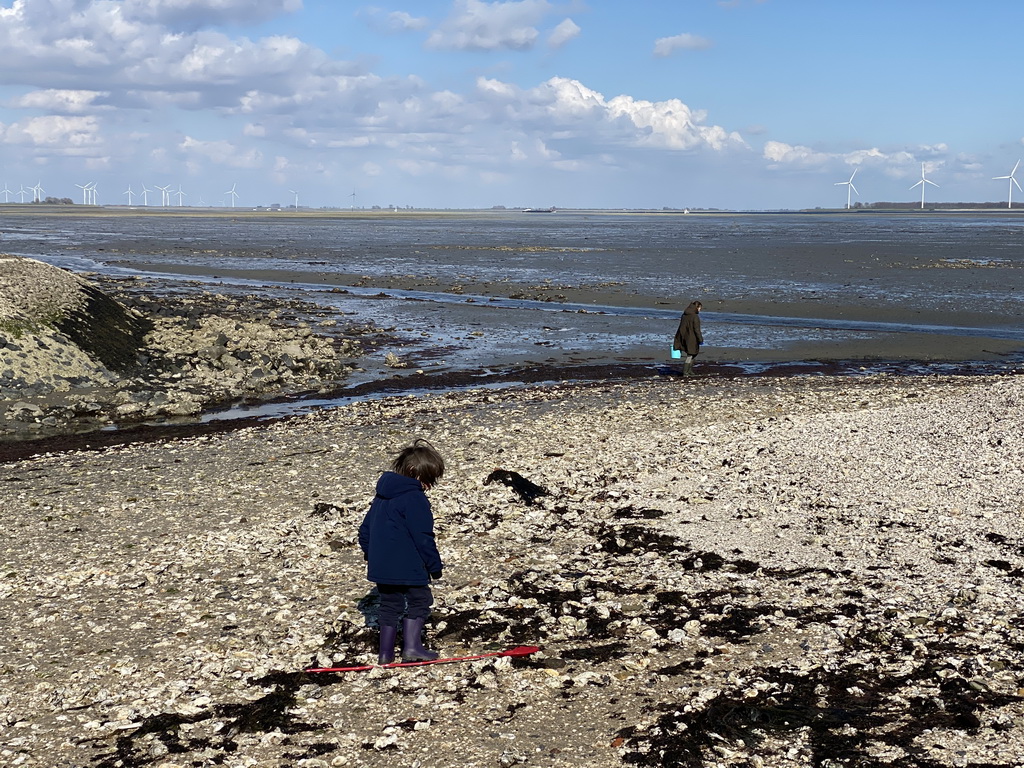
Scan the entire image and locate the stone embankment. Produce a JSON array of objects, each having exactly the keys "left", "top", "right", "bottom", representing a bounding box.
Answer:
[{"left": 0, "top": 255, "right": 364, "bottom": 437}]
